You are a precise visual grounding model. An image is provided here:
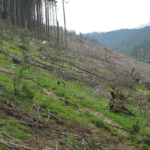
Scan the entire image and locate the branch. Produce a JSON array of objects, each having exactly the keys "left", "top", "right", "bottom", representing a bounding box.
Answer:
[
  {"left": 123, "top": 106, "right": 135, "bottom": 116},
  {"left": 49, "top": 130, "right": 83, "bottom": 139},
  {"left": 0, "top": 131, "right": 20, "bottom": 142},
  {"left": 0, "top": 83, "right": 21, "bottom": 108},
  {"left": 0, "top": 140, "right": 35, "bottom": 150},
  {"left": 46, "top": 107, "right": 50, "bottom": 123},
  {"left": 58, "top": 97, "right": 79, "bottom": 108}
]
